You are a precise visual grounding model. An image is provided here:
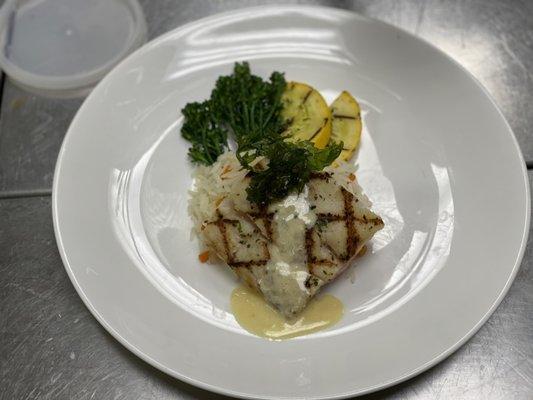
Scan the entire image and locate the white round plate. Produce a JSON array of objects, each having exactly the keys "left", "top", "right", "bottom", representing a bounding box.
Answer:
[{"left": 53, "top": 6, "right": 530, "bottom": 399}]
